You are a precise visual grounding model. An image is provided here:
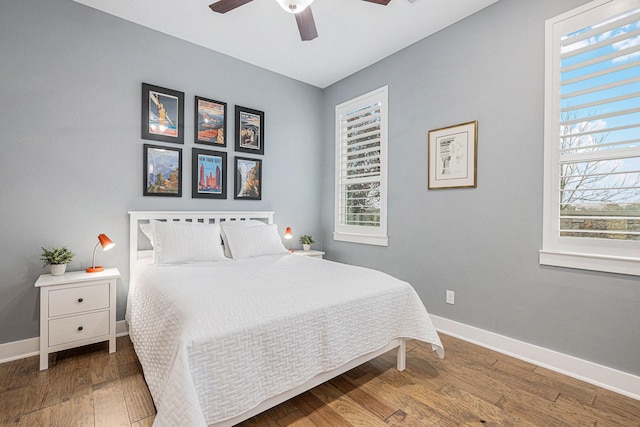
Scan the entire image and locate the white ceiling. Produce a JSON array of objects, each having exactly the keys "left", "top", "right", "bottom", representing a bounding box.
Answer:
[{"left": 72, "top": 0, "right": 499, "bottom": 88}]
